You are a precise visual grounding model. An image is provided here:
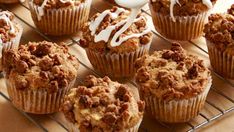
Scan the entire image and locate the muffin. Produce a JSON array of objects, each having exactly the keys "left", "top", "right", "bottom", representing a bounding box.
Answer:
[
  {"left": 135, "top": 43, "right": 211, "bottom": 123},
  {"left": 204, "top": 6, "right": 234, "bottom": 78},
  {"left": 61, "top": 75, "right": 145, "bottom": 132},
  {"left": 149, "top": 0, "right": 217, "bottom": 40},
  {"left": 80, "top": 6, "right": 153, "bottom": 79},
  {"left": 0, "top": 11, "right": 23, "bottom": 71},
  {"left": 28, "top": 0, "right": 92, "bottom": 36},
  {"left": 3, "top": 41, "right": 79, "bottom": 114},
  {"left": 0, "top": 0, "right": 24, "bottom": 3}
]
